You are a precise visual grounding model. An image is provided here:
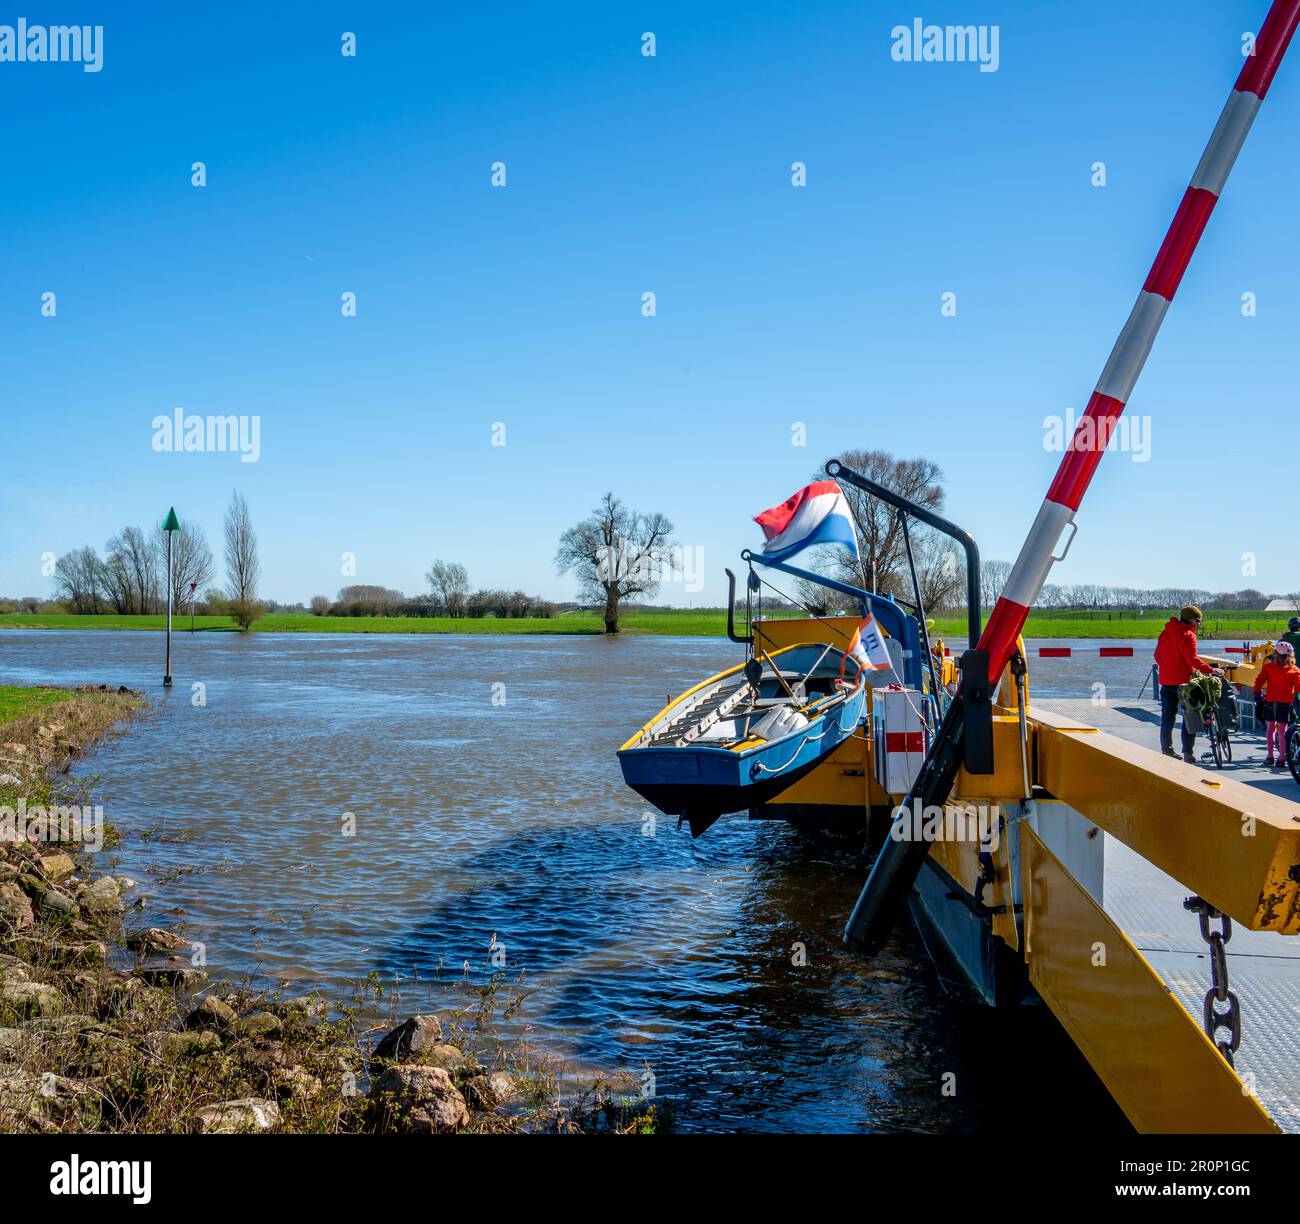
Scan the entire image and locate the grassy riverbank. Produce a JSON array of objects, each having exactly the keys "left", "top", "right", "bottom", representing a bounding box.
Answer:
[
  {"left": 1, "top": 608, "right": 1292, "bottom": 640},
  {"left": 0, "top": 685, "right": 144, "bottom": 814}
]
